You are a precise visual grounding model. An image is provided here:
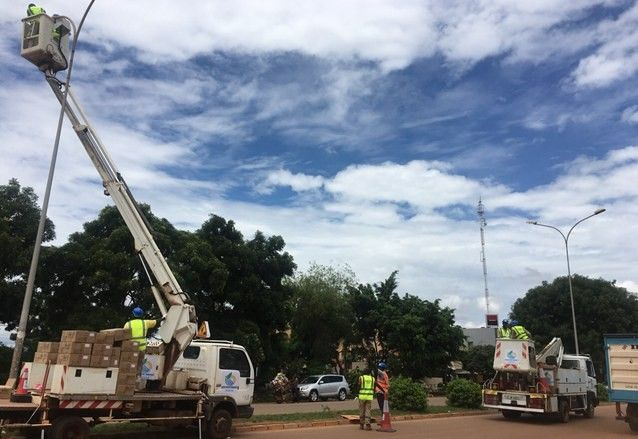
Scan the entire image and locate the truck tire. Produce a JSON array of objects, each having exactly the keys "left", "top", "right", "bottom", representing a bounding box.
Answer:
[
  {"left": 558, "top": 399, "right": 570, "bottom": 423},
  {"left": 502, "top": 410, "right": 521, "bottom": 419},
  {"left": 51, "top": 416, "right": 90, "bottom": 439},
  {"left": 583, "top": 393, "right": 595, "bottom": 418},
  {"left": 627, "top": 403, "right": 638, "bottom": 432},
  {"left": 207, "top": 408, "right": 232, "bottom": 439}
]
